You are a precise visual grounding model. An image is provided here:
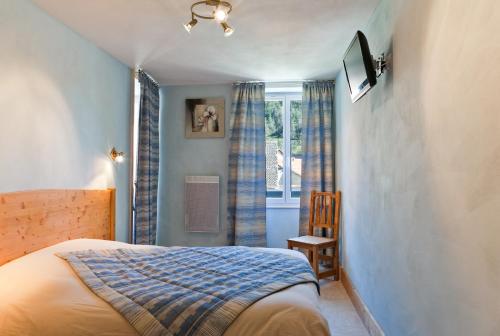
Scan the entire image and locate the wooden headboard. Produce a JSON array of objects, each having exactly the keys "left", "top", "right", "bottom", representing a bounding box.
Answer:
[{"left": 0, "top": 189, "right": 116, "bottom": 266}]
